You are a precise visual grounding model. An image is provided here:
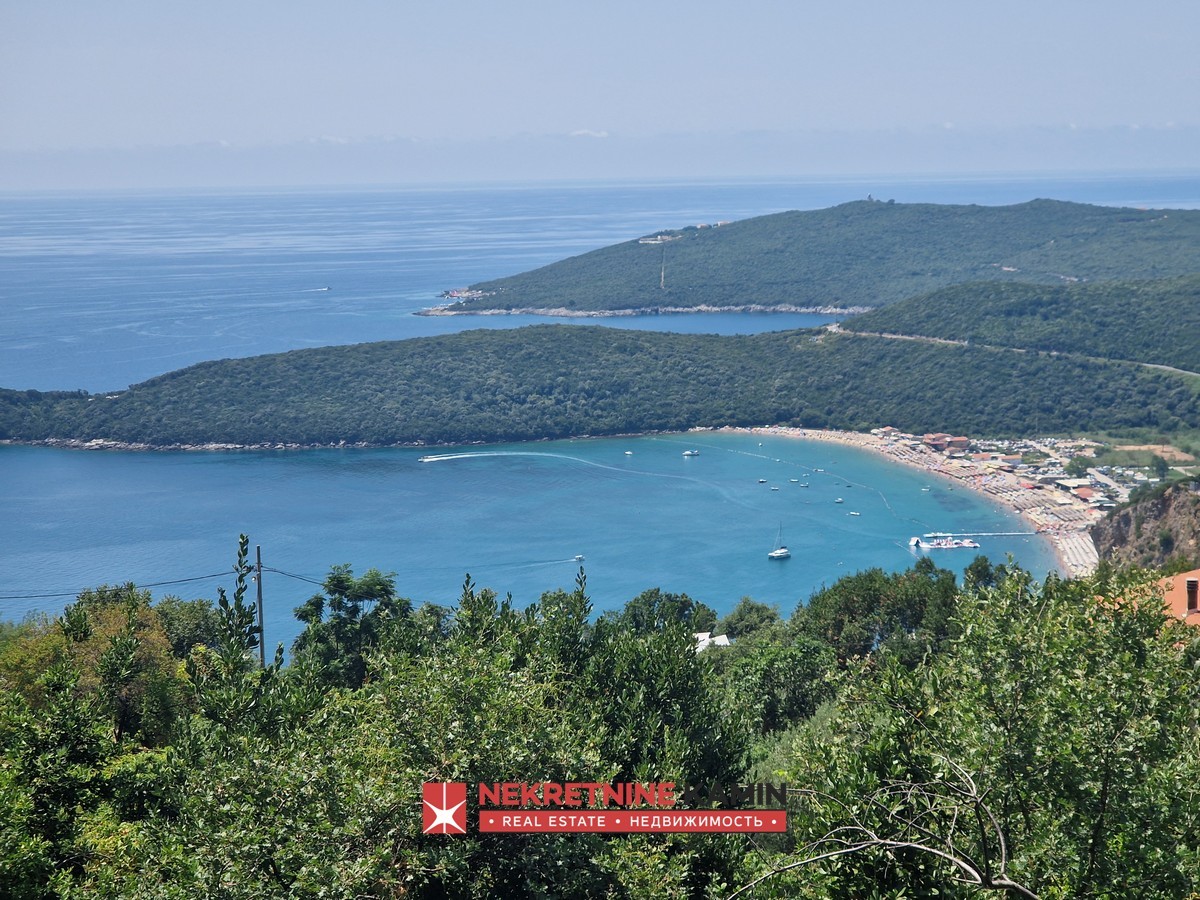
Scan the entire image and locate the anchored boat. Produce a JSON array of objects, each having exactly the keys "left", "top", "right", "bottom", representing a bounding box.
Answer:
[{"left": 768, "top": 525, "right": 790, "bottom": 560}]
